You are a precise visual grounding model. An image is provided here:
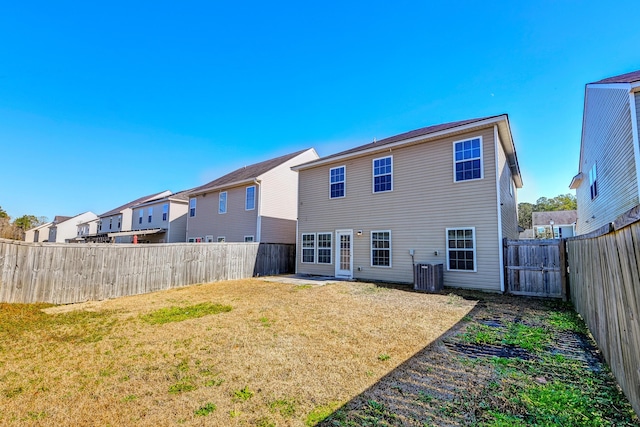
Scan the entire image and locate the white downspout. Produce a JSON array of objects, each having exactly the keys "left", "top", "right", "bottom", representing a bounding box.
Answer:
[
  {"left": 494, "top": 125, "right": 506, "bottom": 293},
  {"left": 628, "top": 91, "right": 640, "bottom": 204},
  {"left": 254, "top": 179, "right": 262, "bottom": 242}
]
